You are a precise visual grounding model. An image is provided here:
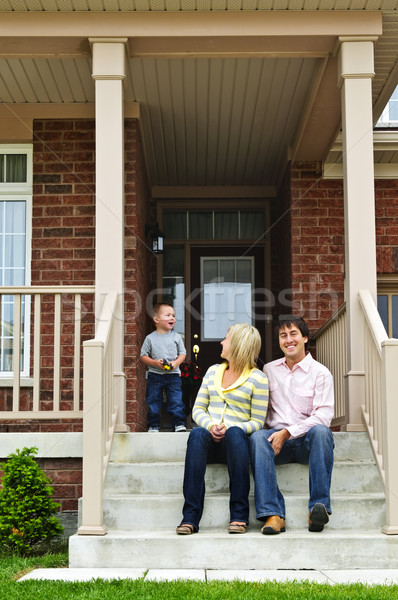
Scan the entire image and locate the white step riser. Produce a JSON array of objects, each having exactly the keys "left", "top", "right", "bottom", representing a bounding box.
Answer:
[
  {"left": 110, "top": 432, "right": 374, "bottom": 463},
  {"left": 99, "top": 495, "right": 385, "bottom": 531},
  {"left": 69, "top": 531, "right": 398, "bottom": 570},
  {"left": 104, "top": 461, "right": 383, "bottom": 496}
]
